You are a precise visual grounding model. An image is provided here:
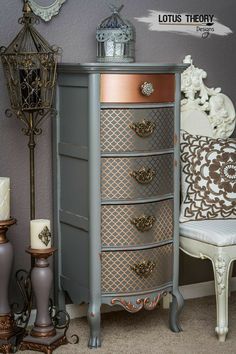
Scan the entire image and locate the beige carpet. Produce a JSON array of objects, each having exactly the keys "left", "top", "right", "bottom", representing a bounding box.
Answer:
[{"left": 19, "top": 293, "right": 236, "bottom": 354}]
